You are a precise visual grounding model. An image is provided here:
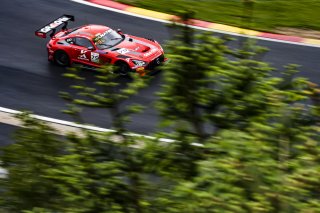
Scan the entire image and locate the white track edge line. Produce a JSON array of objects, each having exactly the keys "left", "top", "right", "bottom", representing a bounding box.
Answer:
[
  {"left": 71, "top": 0, "right": 320, "bottom": 48},
  {"left": 0, "top": 105, "right": 200, "bottom": 179},
  {"left": 0, "top": 106, "right": 189, "bottom": 144}
]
